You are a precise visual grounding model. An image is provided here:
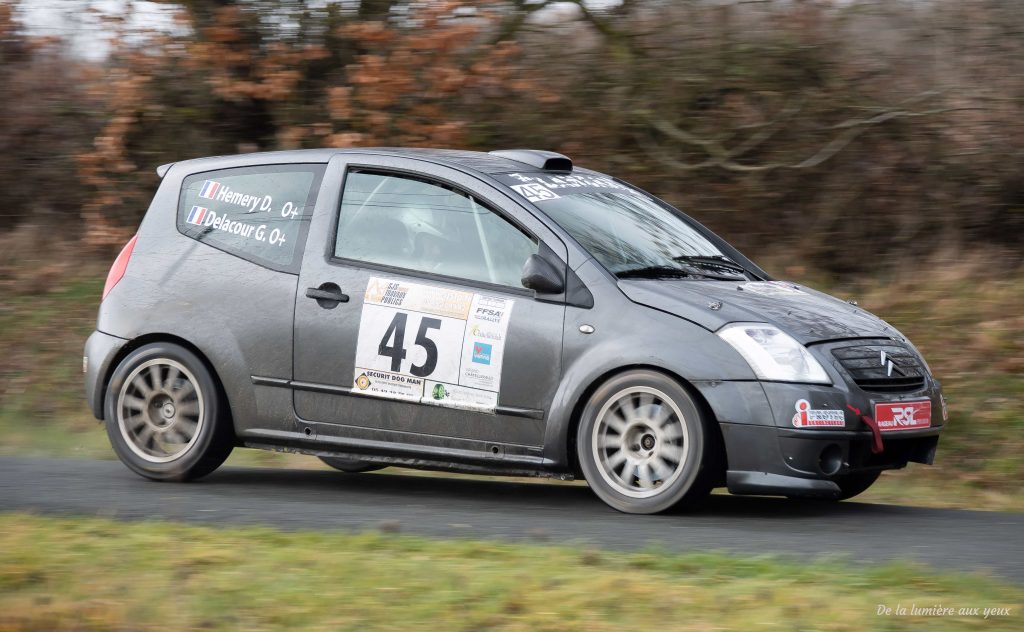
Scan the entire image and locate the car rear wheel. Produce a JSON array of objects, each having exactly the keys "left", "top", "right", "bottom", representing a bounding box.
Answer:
[
  {"left": 104, "top": 342, "right": 233, "bottom": 481},
  {"left": 318, "top": 456, "right": 385, "bottom": 473},
  {"left": 576, "top": 370, "right": 718, "bottom": 514}
]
